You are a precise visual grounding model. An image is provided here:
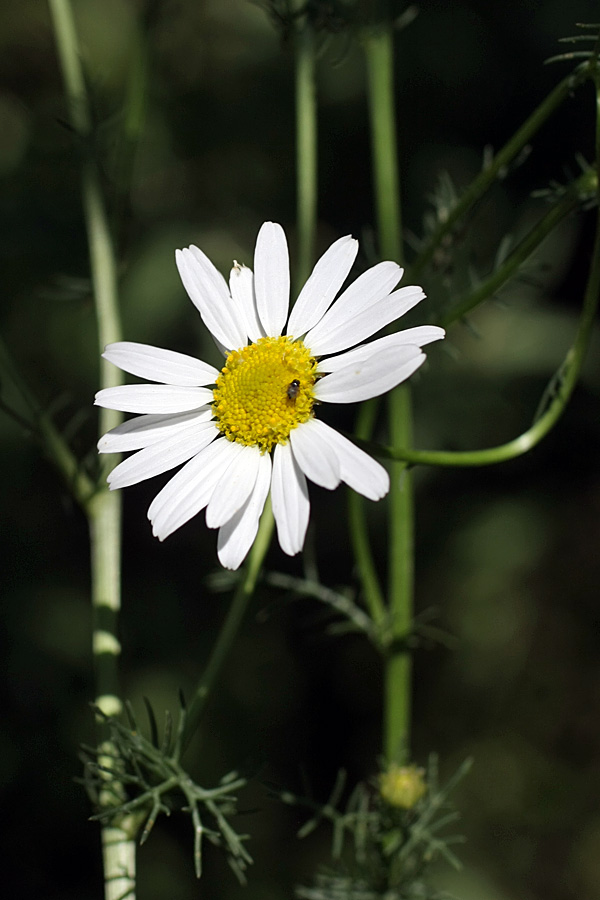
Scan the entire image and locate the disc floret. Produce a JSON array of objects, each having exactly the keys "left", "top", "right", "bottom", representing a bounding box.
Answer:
[{"left": 213, "top": 336, "right": 317, "bottom": 453}]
